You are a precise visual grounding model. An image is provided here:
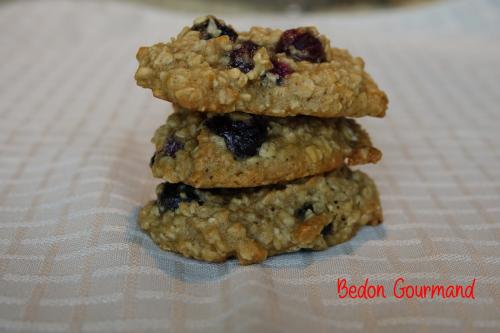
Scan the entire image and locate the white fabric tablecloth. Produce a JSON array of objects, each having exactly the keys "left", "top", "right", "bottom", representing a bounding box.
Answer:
[{"left": 0, "top": 0, "right": 499, "bottom": 332}]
